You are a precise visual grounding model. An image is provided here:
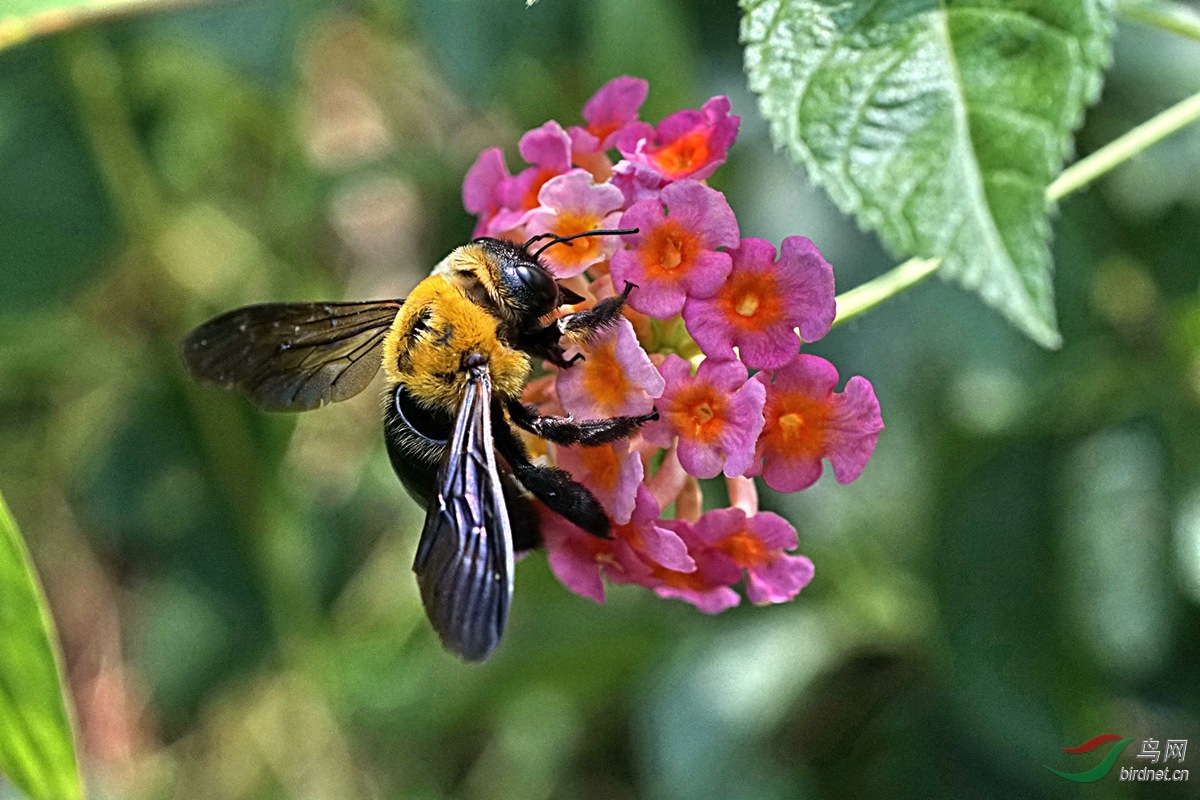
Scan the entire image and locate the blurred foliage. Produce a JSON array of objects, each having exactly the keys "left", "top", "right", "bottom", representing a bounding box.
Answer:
[{"left": 0, "top": 0, "right": 1199, "bottom": 799}]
